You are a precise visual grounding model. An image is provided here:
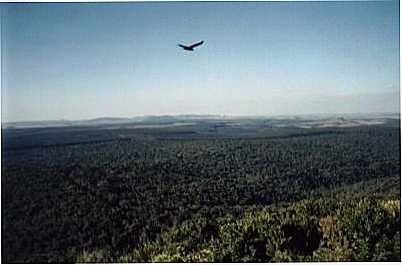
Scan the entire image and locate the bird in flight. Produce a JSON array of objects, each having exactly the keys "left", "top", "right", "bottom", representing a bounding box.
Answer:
[{"left": 178, "top": 40, "right": 204, "bottom": 51}]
